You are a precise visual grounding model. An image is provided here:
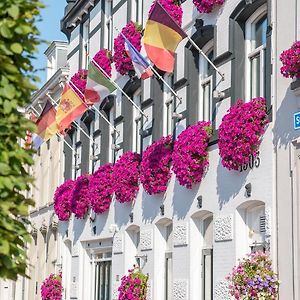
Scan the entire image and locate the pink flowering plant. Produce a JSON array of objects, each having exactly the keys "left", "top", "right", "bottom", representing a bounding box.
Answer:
[
  {"left": 193, "top": 0, "right": 225, "bottom": 13},
  {"left": 71, "top": 174, "right": 90, "bottom": 219},
  {"left": 172, "top": 121, "right": 212, "bottom": 189},
  {"left": 149, "top": 0, "right": 183, "bottom": 26},
  {"left": 89, "top": 164, "right": 114, "bottom": 214},
  {"left": 280, "top": 41, "right": 300, "bottom": 79},
  {"left": 227, "top": 251, "right": 279, "bottom": 300},
  {"left": 118, "top": 266, "right": 148, "bottom": 300},
  {"left": 140, "top": 136, "right": 173, "bottom": 195},
  {"left": 70, "top": 69, "right": 88, "bottom": 99},
  {"left": 218, "top": 97, "right": 269, "bottom": 171},
  {"left": 113, "top": 21, "right": 142, "bottom": 75},
  {"left": 41, "top": 273, "right": 63, "bottom": 300},
  {"left": 112, "top": 152, "right": 141, "bottom": 203},
  {"left": 54, "top": 179, "right": 74, "bottom": 221},
  {"left": 93, "top": 49, "right": 113, "bottom": 77}
]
